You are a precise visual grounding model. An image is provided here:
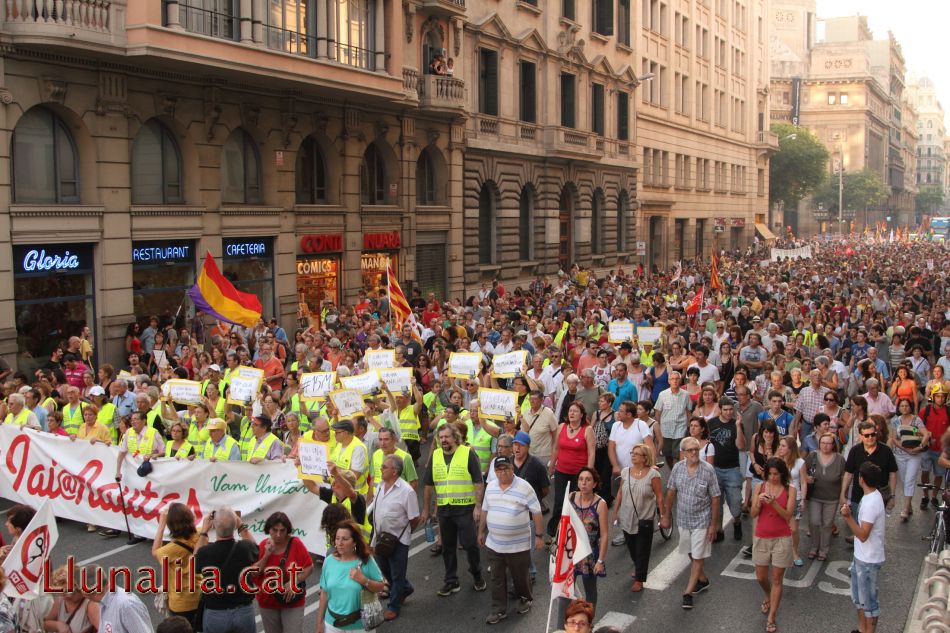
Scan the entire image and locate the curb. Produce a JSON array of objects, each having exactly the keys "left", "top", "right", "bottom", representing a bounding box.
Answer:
[{"left": 906, "top": 550, "right": 950, "bottom": 633}]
